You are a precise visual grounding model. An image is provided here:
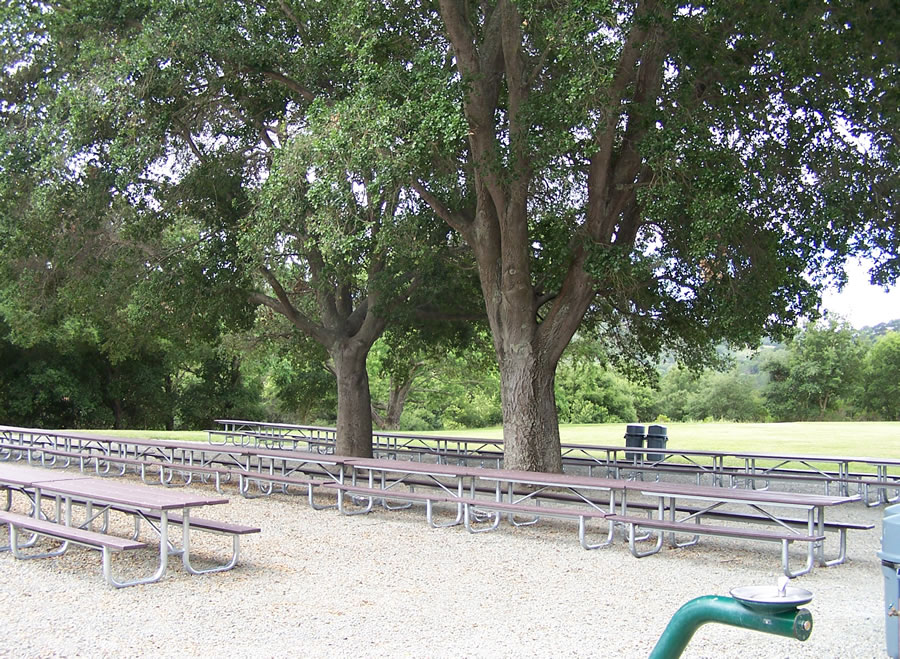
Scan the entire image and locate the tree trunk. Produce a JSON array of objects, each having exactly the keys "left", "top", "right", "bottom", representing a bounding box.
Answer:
[
  {"left": 385, "top": 372, "right": 417, "bottom": 429},
  {"left": 164, "top": 374, "right": 175, "bottom": 431},
  {"left": 499, "top": 349, "right": 563, "bottom": 473},
  {"left": 331, "top": 340, "right": 374, "bottom": 458},
  {"left": 111, "top": 398, "right": 123, "bottom": 430}
]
